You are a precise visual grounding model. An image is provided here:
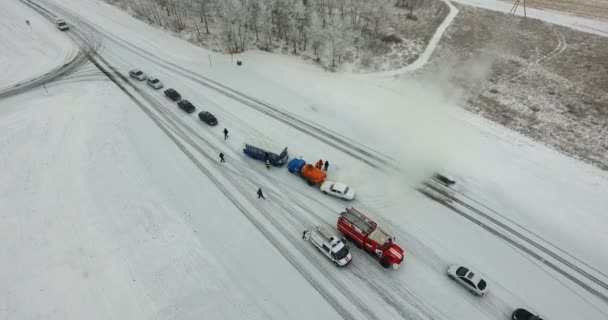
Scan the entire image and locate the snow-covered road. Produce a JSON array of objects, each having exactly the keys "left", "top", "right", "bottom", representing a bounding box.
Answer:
[{"left": 1, "top": 0, "right": 608, "bottom": 319}]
